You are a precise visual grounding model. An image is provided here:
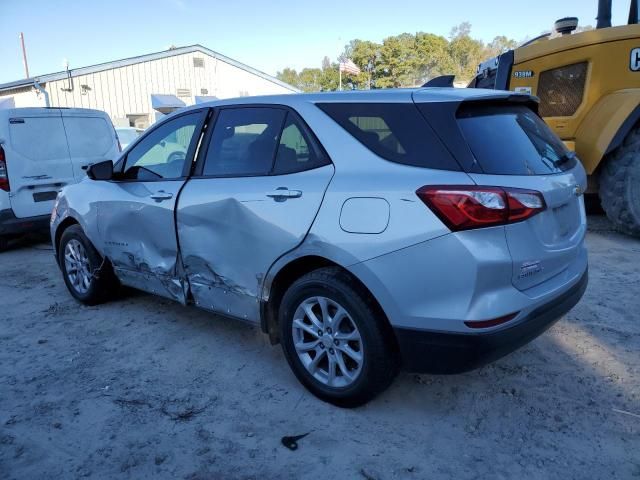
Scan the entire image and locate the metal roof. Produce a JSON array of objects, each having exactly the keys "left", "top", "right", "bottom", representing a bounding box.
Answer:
[{"left": 0, "top": 44, "right": 300, "bottom": 93}]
